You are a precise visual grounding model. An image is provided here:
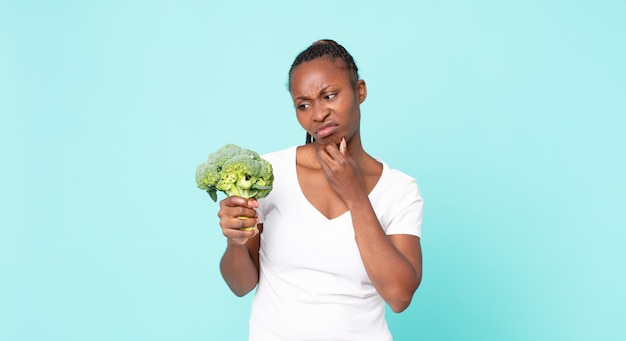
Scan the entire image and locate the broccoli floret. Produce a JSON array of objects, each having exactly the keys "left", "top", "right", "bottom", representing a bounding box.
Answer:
[{"left": 195, "top": 144, "right": 274, "bottom": 203}]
